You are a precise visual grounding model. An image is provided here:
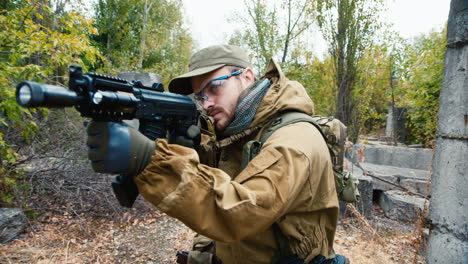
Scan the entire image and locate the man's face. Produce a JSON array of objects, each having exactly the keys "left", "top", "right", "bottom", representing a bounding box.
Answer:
[{"left": 191, "top": 66, "right": 253, "bottom": 132}]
